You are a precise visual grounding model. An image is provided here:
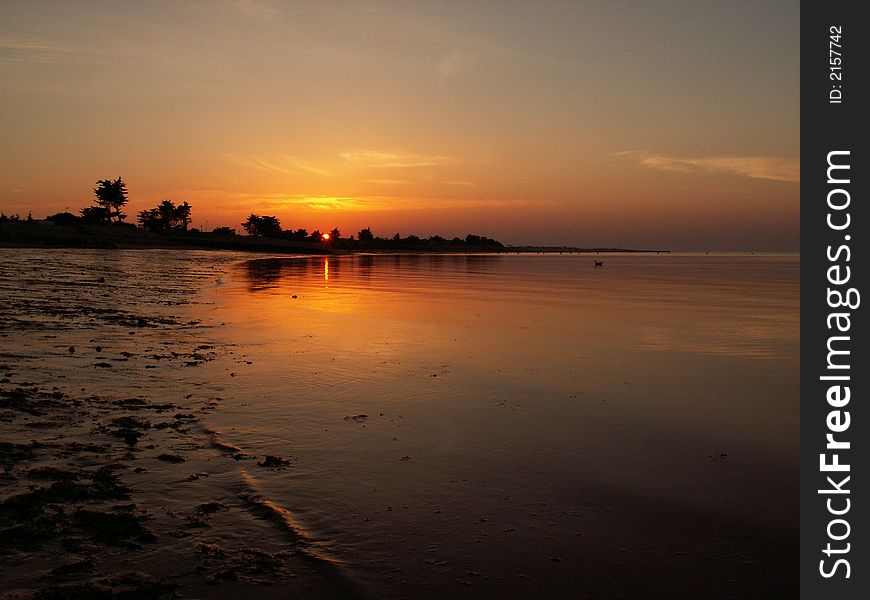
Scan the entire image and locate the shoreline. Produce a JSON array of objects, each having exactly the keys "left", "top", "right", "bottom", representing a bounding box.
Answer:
[{"left": 0, "top": 221, "right": 670, "bottom": 255}]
